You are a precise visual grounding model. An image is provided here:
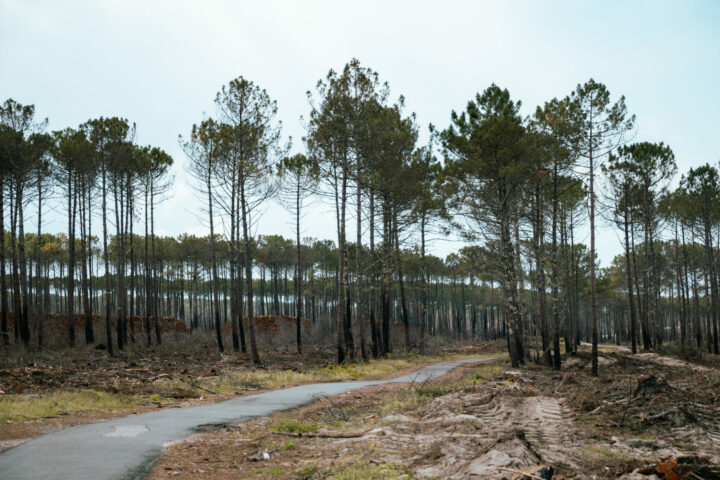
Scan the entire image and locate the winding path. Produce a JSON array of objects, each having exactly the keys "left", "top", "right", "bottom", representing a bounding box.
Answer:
[{"left": 0, "top": 356, "right": 499, "bottom": 480}]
